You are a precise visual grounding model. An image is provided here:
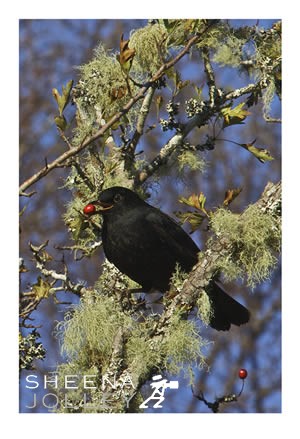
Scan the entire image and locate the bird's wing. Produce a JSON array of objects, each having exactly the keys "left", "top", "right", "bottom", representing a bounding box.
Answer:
[{"left": 144, "top": 207, "right": 199, "bottom": 270}]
